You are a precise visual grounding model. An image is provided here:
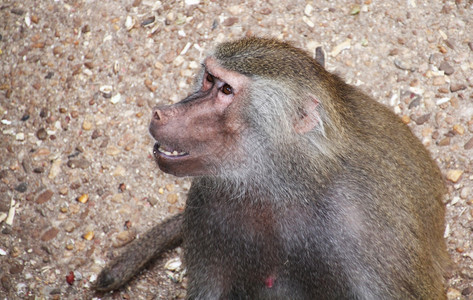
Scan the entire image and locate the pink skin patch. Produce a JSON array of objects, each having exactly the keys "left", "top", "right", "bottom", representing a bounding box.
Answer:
[{"left": 265, "top": 276, "right": 275, "bottom": 288}]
